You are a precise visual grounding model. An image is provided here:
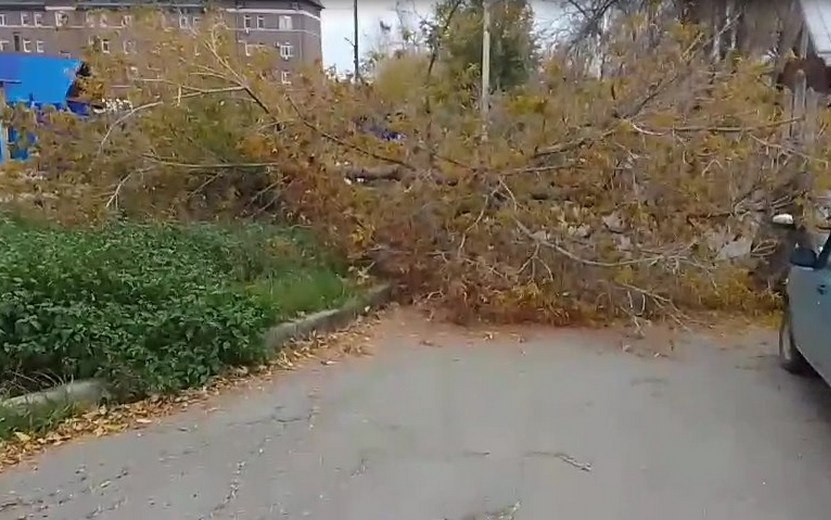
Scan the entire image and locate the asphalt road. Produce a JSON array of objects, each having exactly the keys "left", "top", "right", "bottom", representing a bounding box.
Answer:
[{"left": 2, "top": 312, "right": 831, "bottom": 520}]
